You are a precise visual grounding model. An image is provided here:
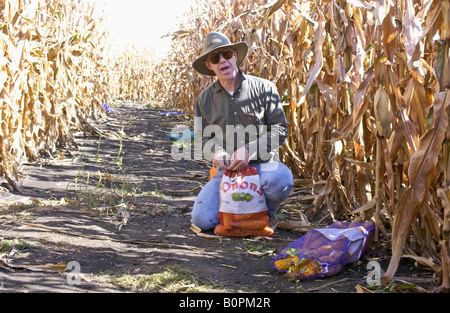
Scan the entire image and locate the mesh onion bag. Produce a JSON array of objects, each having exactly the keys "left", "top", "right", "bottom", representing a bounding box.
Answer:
[
  {"left": 271, "top": 221, "right": 375, "bottom": 280},
  {"left": 215, "top": 166, "right": 274, "bottom": 237}
]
